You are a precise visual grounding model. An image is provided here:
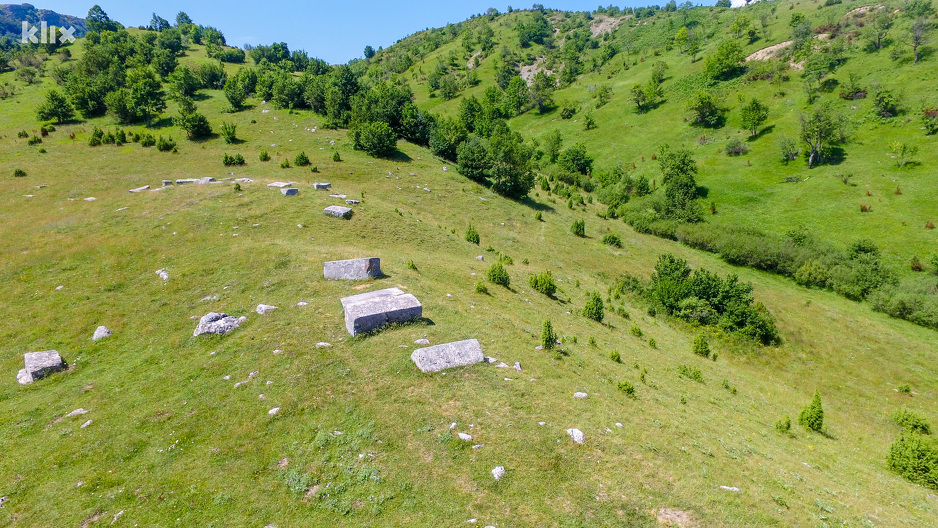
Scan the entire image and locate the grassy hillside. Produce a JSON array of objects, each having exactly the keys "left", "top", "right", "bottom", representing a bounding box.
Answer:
[{"left": 2, "top": 2, "right": 938, "bottom": 527}]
